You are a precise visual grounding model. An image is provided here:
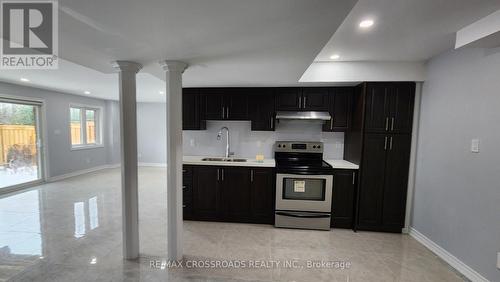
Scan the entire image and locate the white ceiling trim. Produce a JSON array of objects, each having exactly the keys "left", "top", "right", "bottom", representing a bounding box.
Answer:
[
  {"left": 300, "top": 61, "right": 426, "bottom": 83},
  {"left": 456, "top": 9, "right": 500, "bottom": 49}
]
